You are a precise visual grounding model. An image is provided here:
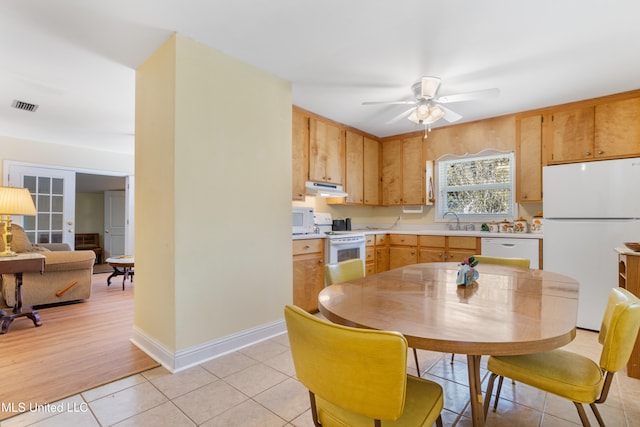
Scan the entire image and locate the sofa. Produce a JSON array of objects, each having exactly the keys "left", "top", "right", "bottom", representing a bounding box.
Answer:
[{"left": 0, "top": 224, "right": 95, "bottom": 308}]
